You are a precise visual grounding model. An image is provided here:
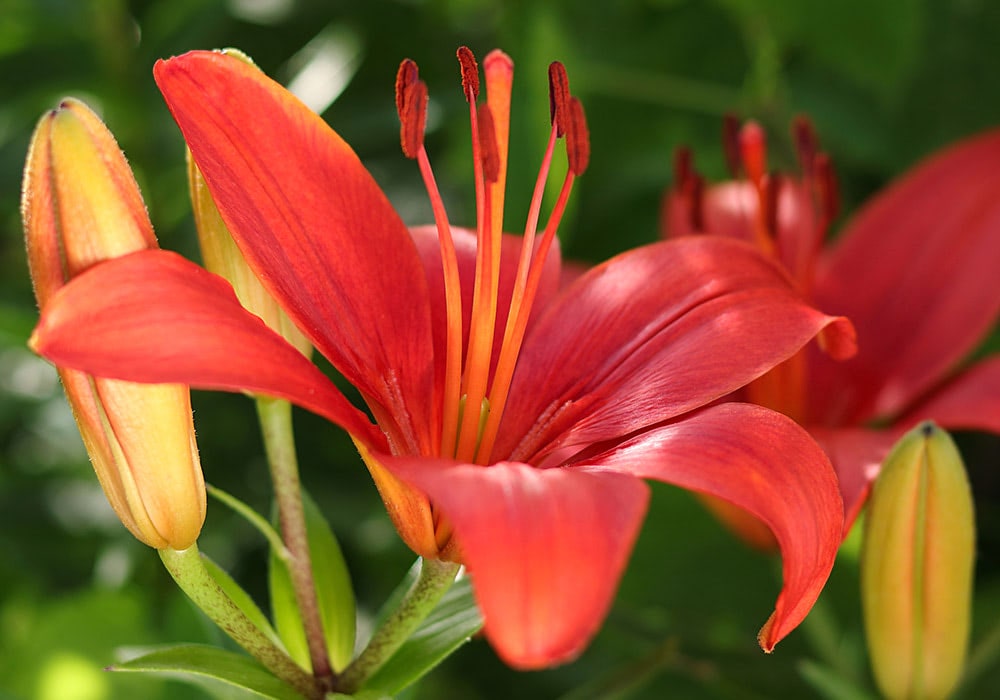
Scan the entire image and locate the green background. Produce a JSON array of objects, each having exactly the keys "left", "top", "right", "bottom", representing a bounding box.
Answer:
[{"left": 1, "top": 0, "right": 998, "bottom": 698}]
